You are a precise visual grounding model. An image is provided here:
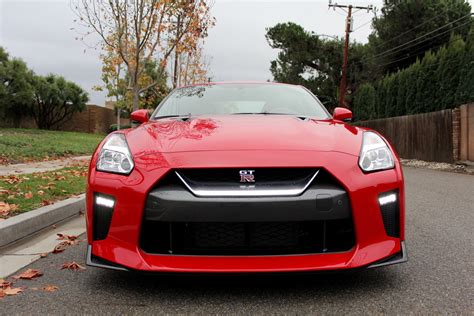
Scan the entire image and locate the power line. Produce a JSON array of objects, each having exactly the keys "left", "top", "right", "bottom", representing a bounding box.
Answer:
[
  {"left": 369, "top": 18, "right": 473, "bottom": 62},
  {"left": 352, "top": 18, "right": 372, "bottom": 32},
  {"left": 371, "top": 10, "right": 463, "bottom": 50},
  {"left": 376, "top": 36, "right": 468, "bottom": 69},
  {"left": 371, "top": 13, "right": 473, "bottom": 60}
]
